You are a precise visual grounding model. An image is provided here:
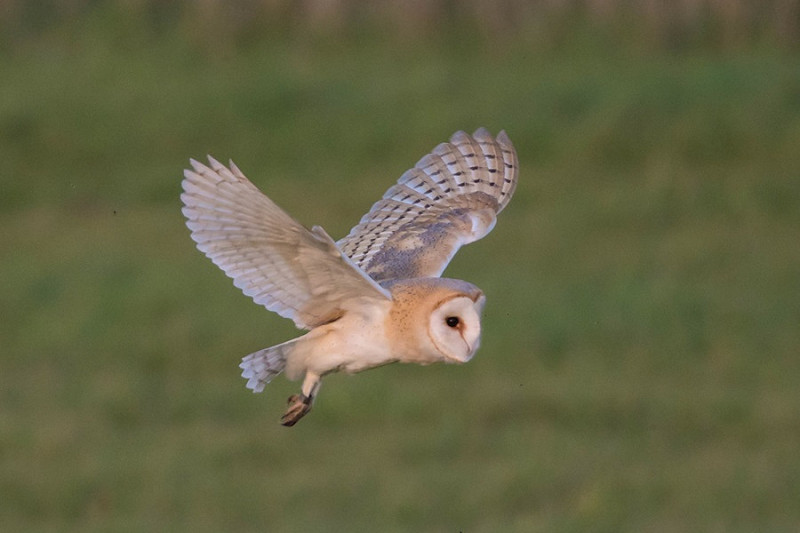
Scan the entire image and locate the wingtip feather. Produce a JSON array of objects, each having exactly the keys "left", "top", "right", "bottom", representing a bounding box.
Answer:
[
  {"left": 189, "top": 158, "right": 207, "bottom": 173},
  {"left": 449, "top": 130, "right": 470, "bottom": 143},
  {"left": 472, "top": 126, "right": 492, "bottom": 139},
  {"left": 229, "top": 159, "right": 244, "bottom": 178},
  {"left": 496, "top": 129, "right": 513, "bottom": 147}
]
